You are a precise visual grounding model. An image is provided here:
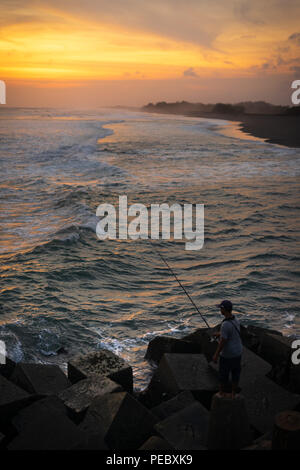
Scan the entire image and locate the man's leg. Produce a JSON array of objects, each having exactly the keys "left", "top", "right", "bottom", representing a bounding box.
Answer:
[
  {"left": 218, "top": 356, "right": 230, "bottom": 397},
  {"left": 231, "top": 355, "right": 242, "bottom": 398}
]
